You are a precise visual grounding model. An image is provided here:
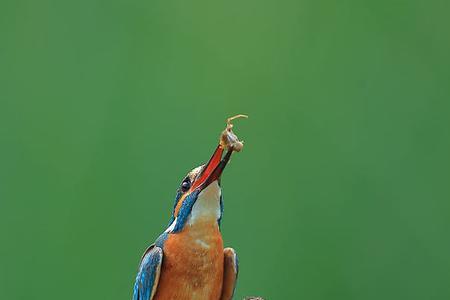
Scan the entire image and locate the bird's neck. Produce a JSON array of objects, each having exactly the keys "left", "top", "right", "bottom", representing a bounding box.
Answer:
[
  {"left": 187, "top": 181, "right": 222, "bottom": 227},
  {"left": 171, "top": 182, "right": 223, "bottom": 249},
  {"left": 166, "top": 181, "right": 222, "bottom": 234}
]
